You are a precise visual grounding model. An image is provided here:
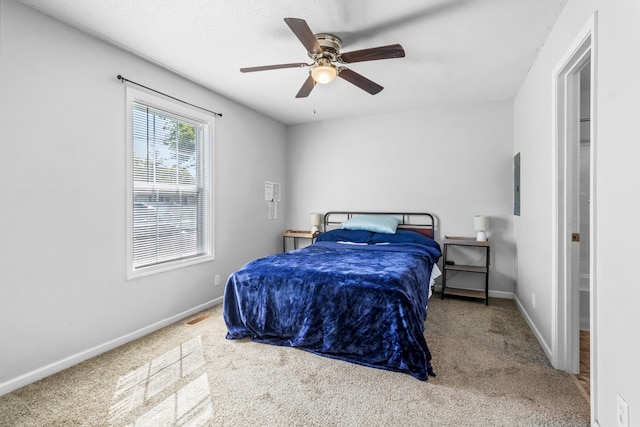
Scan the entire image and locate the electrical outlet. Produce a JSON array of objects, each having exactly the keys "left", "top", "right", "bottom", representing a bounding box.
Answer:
[
  {"left": 532, "top": 293, "right": 536, "bottom": 309},
  {"left": 617, "top": 393, "right": 629, "bottom": 427},
  {"left": 214, "top": 274, "right": 221, "bottom": 286}
]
